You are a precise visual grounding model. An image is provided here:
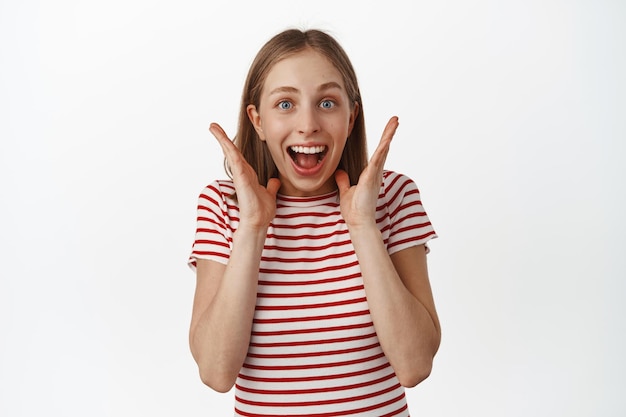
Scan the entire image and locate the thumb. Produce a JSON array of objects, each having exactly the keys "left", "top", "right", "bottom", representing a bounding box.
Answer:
[
  {"left": 266, "top": 177, "right": 281, "bottom": 197},
  {"left": 334, "top": 170, "right": 351, "bottom": 196}
]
